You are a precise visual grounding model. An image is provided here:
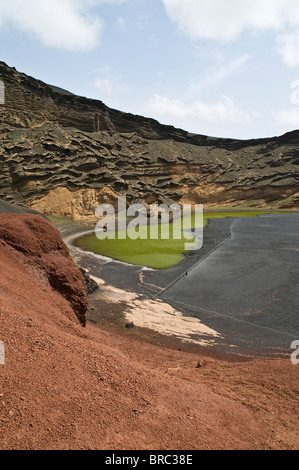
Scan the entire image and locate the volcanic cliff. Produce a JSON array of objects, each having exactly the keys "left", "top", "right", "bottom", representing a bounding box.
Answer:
[{"left": 0, "top": 61, "right": 298, "bottom": 218}]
